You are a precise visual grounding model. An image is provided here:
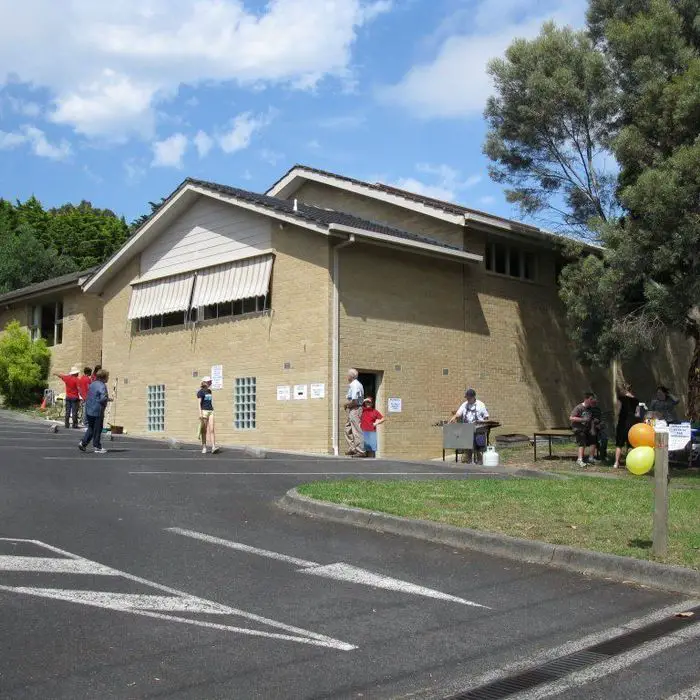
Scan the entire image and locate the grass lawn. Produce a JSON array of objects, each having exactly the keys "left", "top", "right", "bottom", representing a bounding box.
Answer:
[
  {"left": 298, "top": 477, "right": 700, "bottom": 570},
  {"left": 495, "top": 440, "right": 700, "bottom": 488}
]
